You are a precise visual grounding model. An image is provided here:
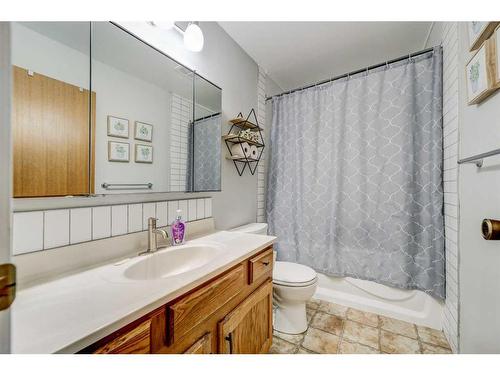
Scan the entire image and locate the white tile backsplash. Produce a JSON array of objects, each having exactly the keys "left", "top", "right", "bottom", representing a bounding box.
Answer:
[
  {"left": 156, "top": 202, "right": 168, "bottom": 227},
  {"left": 196, "top": 199, "right": 205, "bottom": 220},
  {"left": 92, "top": 206, "right": 111, "bottom": 240},
  {"left": 178, "top": 200, "right": 188, "bottom": 221},
  {"left": 128, "top": 204, "right": 143, "bottom": 233},
  {"left": 188, "top": 199, "right": 197, "bottom": 221},
  {"left": 111, "top": 205, "right": 128, "bottom": 237},
  {"left": 142, "top": 203, "right": 156, "bottom": 230},
  {"left": 205, "top": 198, "right": 212, "bottom": 218},
  {"left": 12, "top": 198, "right": 212, "bottom": 255},
  {"left": 13, "top": 211, "right": 44, "bottom": 255},
  {"left": 70, "top": 208, "right": 92, "bottom": 244},
  {"left": 167, "top": 200, "right": 179, "bottom": 224},
  {"left": 44, "top": 209, "right": 70, "bottom": 249}
]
